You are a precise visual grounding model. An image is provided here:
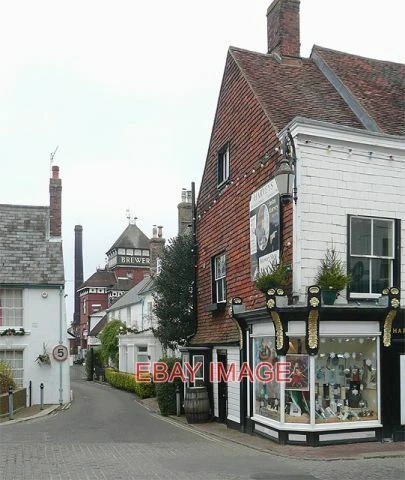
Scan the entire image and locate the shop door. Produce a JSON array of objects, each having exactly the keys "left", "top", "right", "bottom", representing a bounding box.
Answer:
[{"left": 217, "top": 352, "right": 227, "bottom": 422}]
